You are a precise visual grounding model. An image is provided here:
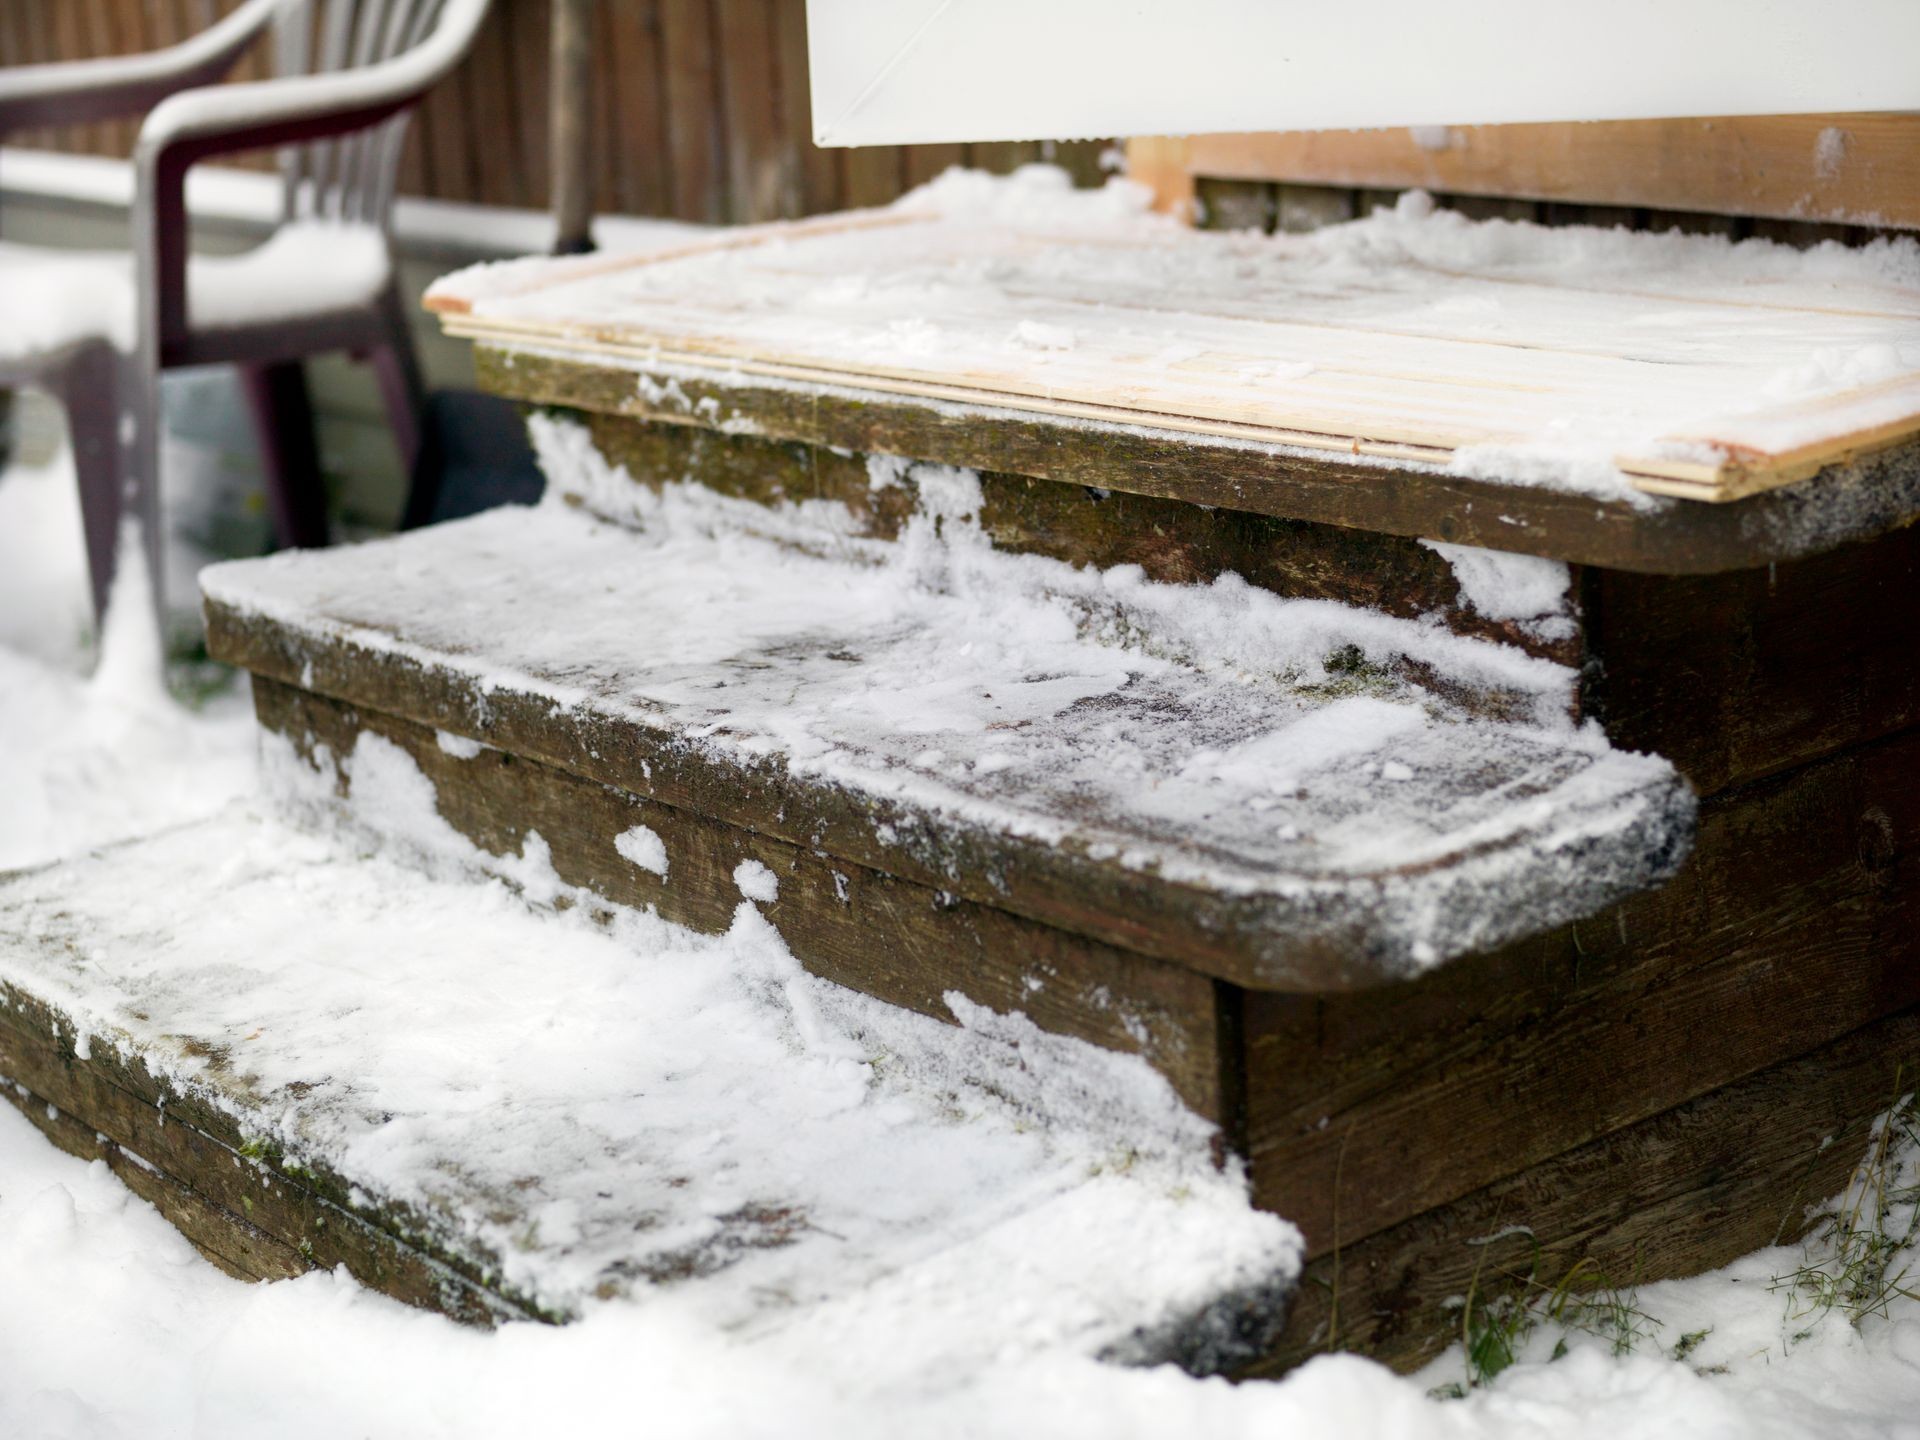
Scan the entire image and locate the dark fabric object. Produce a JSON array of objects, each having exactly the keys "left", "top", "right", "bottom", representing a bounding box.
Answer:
[{"left": 403, "top": 389, "right": 545, "bottom": 529}]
